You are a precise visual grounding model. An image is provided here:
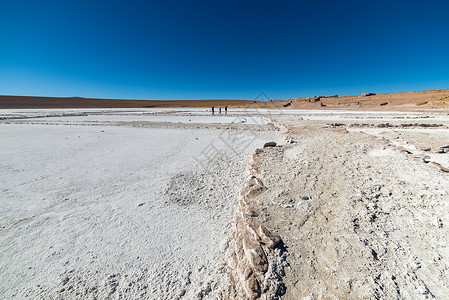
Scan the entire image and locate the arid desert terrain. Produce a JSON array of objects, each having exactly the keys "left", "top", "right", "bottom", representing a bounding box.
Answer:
[
  {"left": 1, "top": 88, "right": 449, "bottom": 110},
  {"left": 1, "top": 104, "right": 449, "bottom": 299}
]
